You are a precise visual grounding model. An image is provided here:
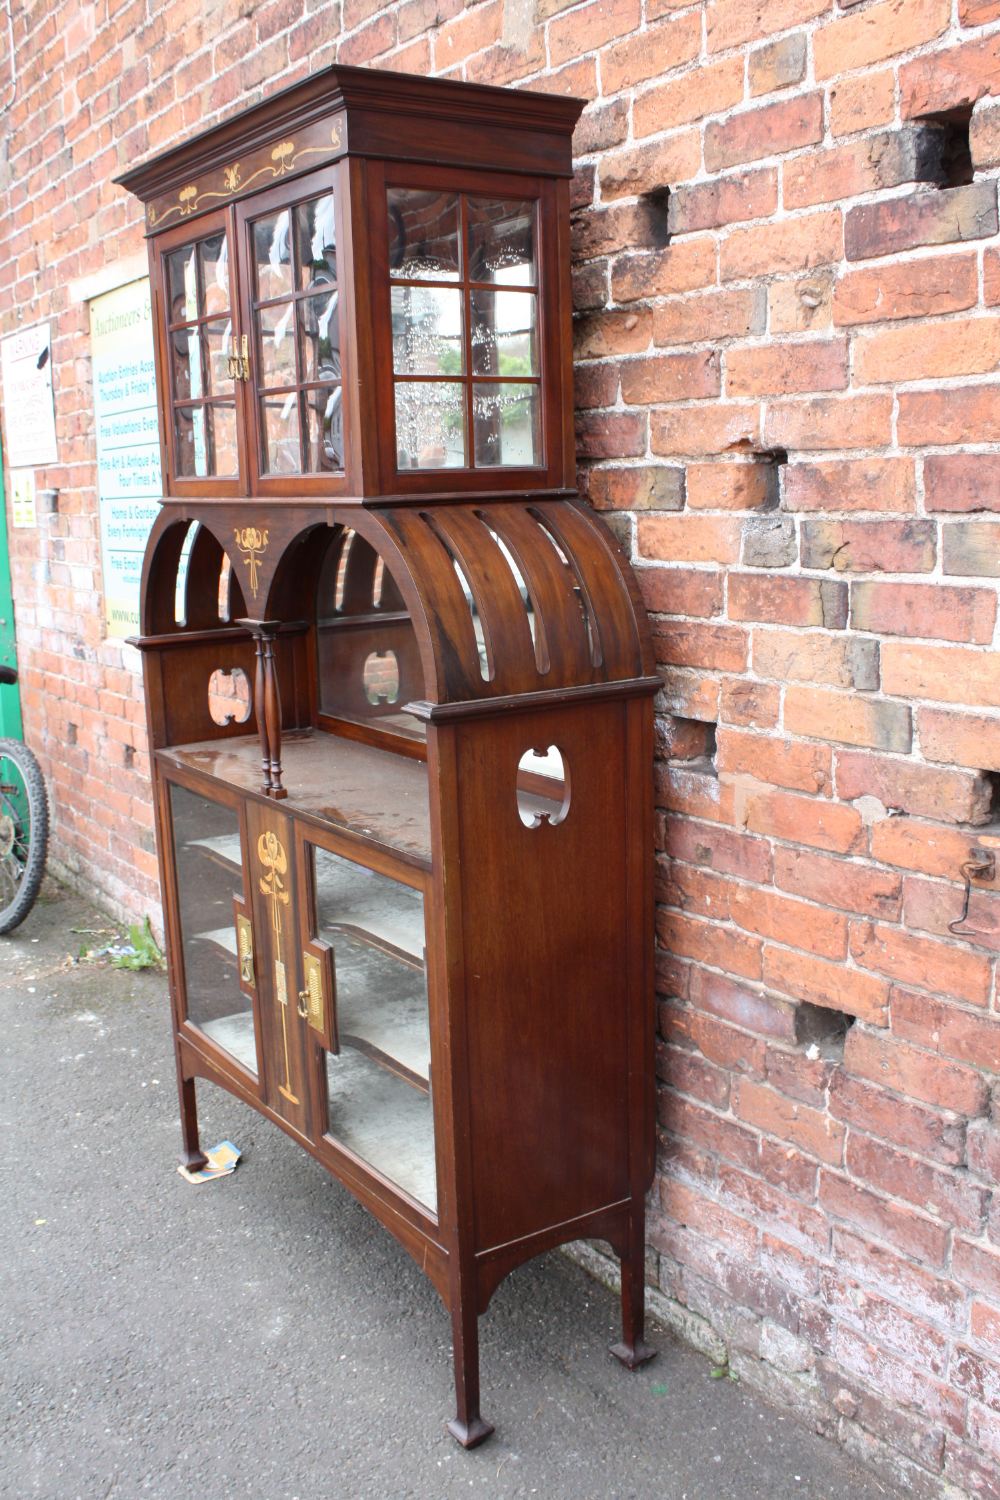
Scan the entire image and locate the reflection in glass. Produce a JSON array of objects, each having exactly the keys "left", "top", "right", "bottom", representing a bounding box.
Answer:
[
  {"left": 170, "top": 327, "right": 202, "bottom": 401},
  {"left": 313, "top": 846, "right": 435, "bottom": 1210},
  {"left": 257, "top": 300, "right": 297, "bottom": 388},
  {"left": 253, "top": 210, "right": 293, "bottom": 302},
  {"left": 391, "top": 286, "right": 463, "bottom": 376},
  {"left": 467, "top": 197, "right": 535, "bottom": 284},
  {"left": 305, "top": 385, "right": 343, "bottom": 472},
  {"left": 299, "top": 290, "right": 341, "bottom": 383},
  {"left": 470, "top": 289, "right": 537, "bottom": 377},
  {"left": 170, "top": 783, "right": 257, "bottom": 1076},
  {"left": 472, "top": 382, "right": 540, "bottom": 467},
  {"left": 199, "top": 234, "right": 230, "bottom": 315},
  {"left": 174, "top": 405, "right": 207, "bottom": 477},
  {"left": 387, "top": 188, "right": 461, "bottom": 281},
  {"left": 261, "top": 393, "right": 301, "bottom": 473},
  {"left": 296, "top": 193, "right": 337, "bottom": 290},
  {"left": 395, "top": 382, "right": 466, "bottom": 469},
  {"left": 166, "top": 246, "right": 198, "bottom": 323},
  {"left": 202, "top": 319, "right": 234, "bottom": 396},
  {"left": 210, "top": 403, "right": 239, "bottom": 477}
]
